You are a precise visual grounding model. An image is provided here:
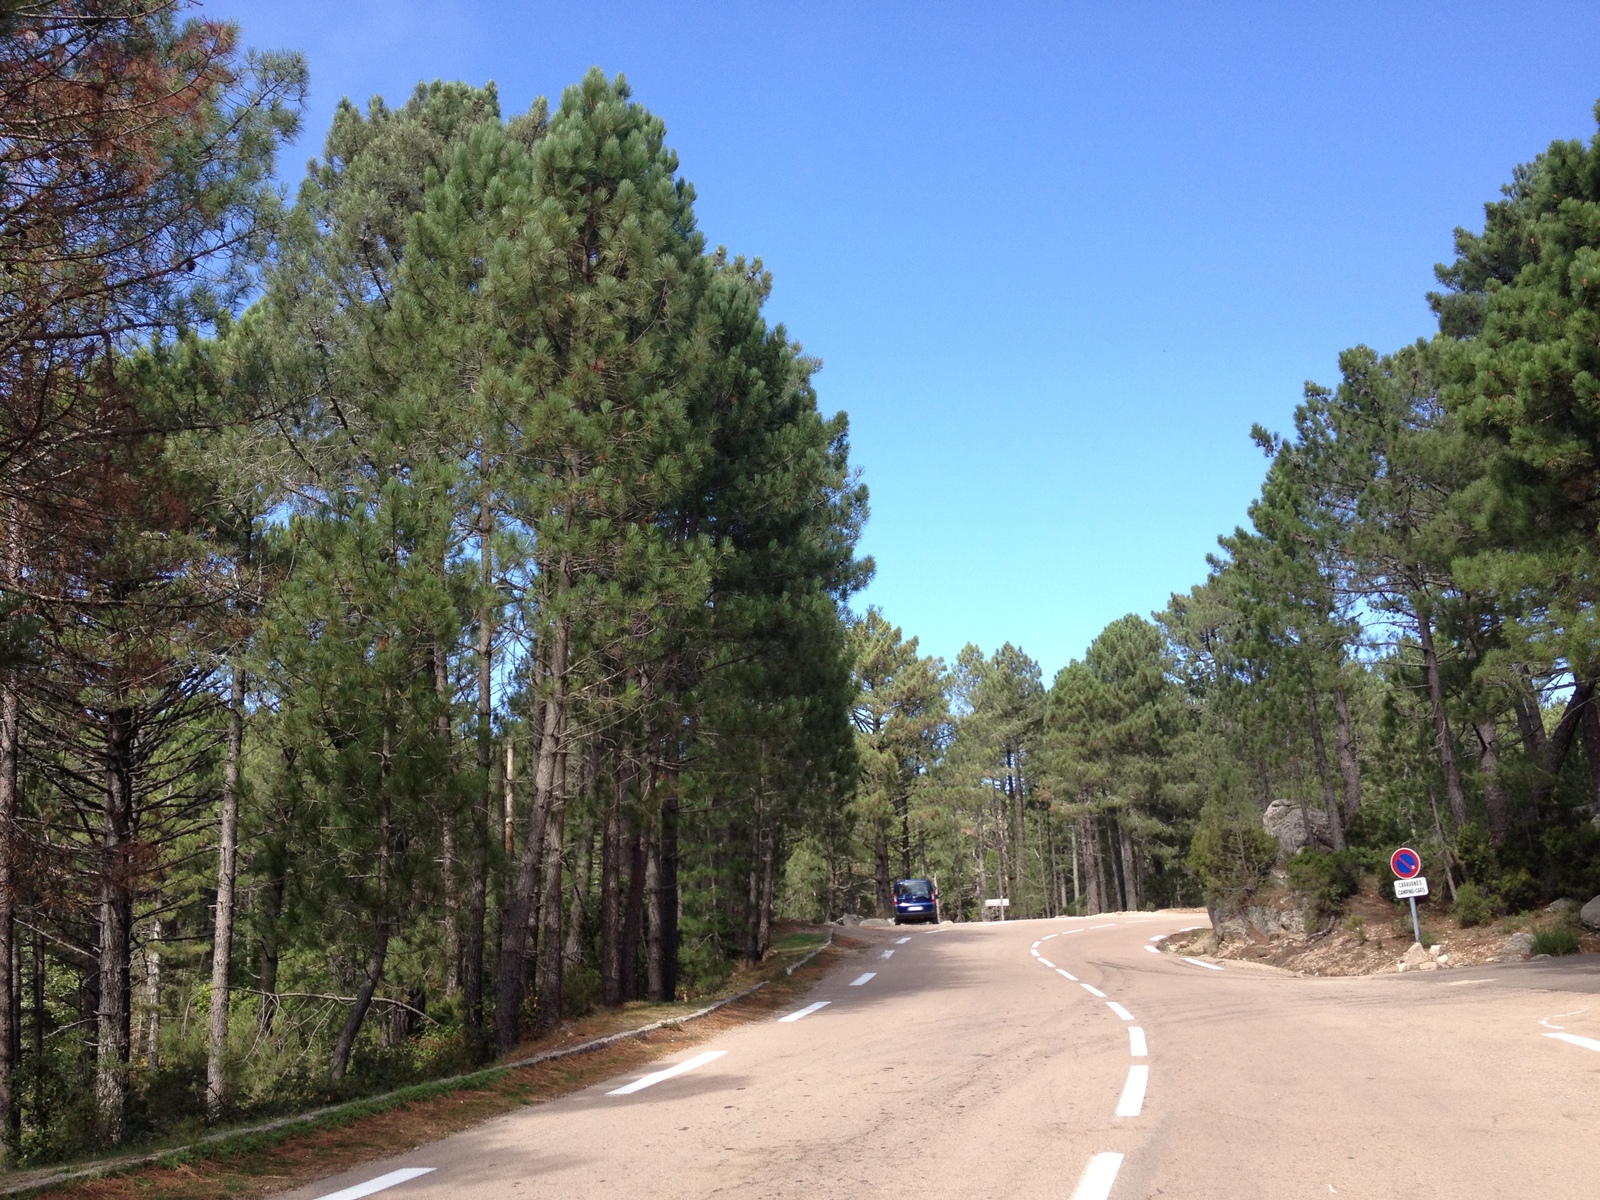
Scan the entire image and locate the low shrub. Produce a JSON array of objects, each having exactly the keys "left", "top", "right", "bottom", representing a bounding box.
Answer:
[
  {"left": 1531, "top": 926, "right": 1581, "bottom": 957},
  {"left": 1286, "top": 848, "right": 1364, "bottom": 923},
  {"left": 1452, "top": 882, "right": 1493, "bottom": 928}
]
